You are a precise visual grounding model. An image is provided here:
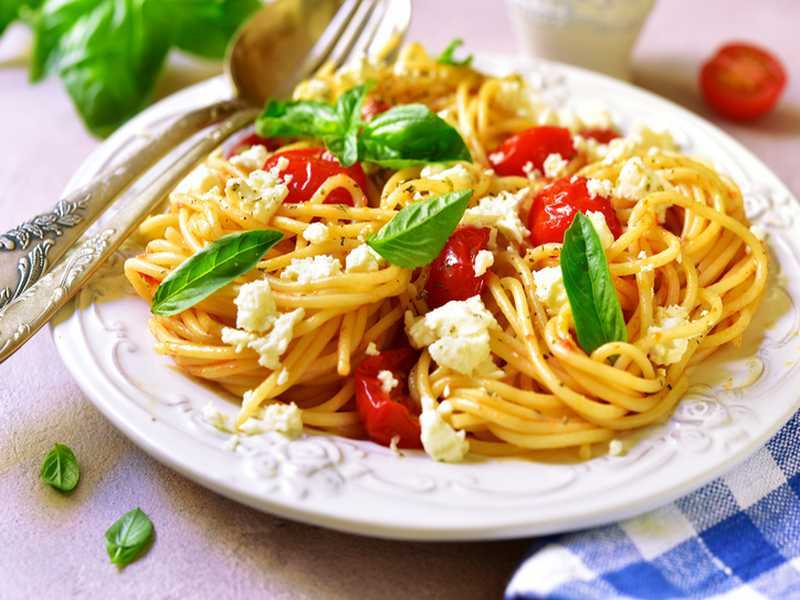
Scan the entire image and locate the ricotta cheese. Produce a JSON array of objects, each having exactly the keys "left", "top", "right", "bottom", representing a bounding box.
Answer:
[
  {"left": 229, "top": 144, "right": 268, "bottom": 171},
  {"left": 647, "top": 305, "right": 694, "bottom": 365},
  {"left": 419, "top": 399, "right": 469, "bottom": 462},
  {"left": 302, "top": 222, "right": 330, "bottom": 244},
  {"left": 377, "top": 370, "right": 400, "bottom": 393},
  {"left": 585, "top": 211, "right": 614, "bottom": 250},
  {"left": 345, "top": 243, "right": 384, "bottom": 273},
  {"left": 473, "top": 249, "right": 494, "bottom": 277},
  {"left": 462, "top": 189, "right": 530, "bottom": 244},
  {"left": 234, "top": 279, "right": 277, "bottom": 332},
  {"left": 405, "top": 296, "right": 498, "bottom": 375},
  {"left": 225, "top": 164, "right": 289, "bottom": 222},
  {"left": 532, "top": 266, "right": 569, "bottom": 317},
  {"left": 281, "top": 255, "right": 342, "bottom": 283},
  {"left": 543, "top": 153, "right": 569, "bottom": 178},
  {"left": 239, "top": 401, "right": 303, "bottom": 439}
]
